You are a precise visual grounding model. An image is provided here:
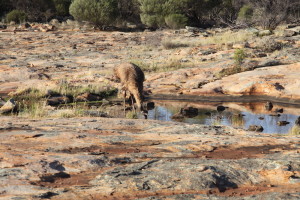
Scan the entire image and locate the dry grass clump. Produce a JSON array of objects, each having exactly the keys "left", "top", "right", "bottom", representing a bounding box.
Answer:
[
  {"left": 10, "top": 82, "right": 116, "bottom": 118},
  {"left": 288, "top": 126, "right": 300, "bottom": 135},
  {"left": 51, "top": 19, "right": 94, "bottom": 31},
  {"left": 255, "top": 37, "right": 283, "bottom": 53},
  {"left": 18, "top": 101, "right": 48, "bottom": 118},
  {"left": 216, "top": 48, "right": 247, "bottom": 78},
  {"left": 53, "top": 80, "right": 117, "bottom": 99},
  {"left": 273, "top": 25, "right": 285, "bottom": 37},
  {"left": 197, "top": 29, "right": 254, "bottom": 46},
  {"left": 162, "top": 40, "right": 190, "bottom": 49},
  {"left": 131, "top": 59, "right": 190, "bottom": 73},
  {"left": 126, "top": 111, "right": 138, "bottom": 119},
  {"left": 216, "top": 65, "right": 242, "bottom": 79}
]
